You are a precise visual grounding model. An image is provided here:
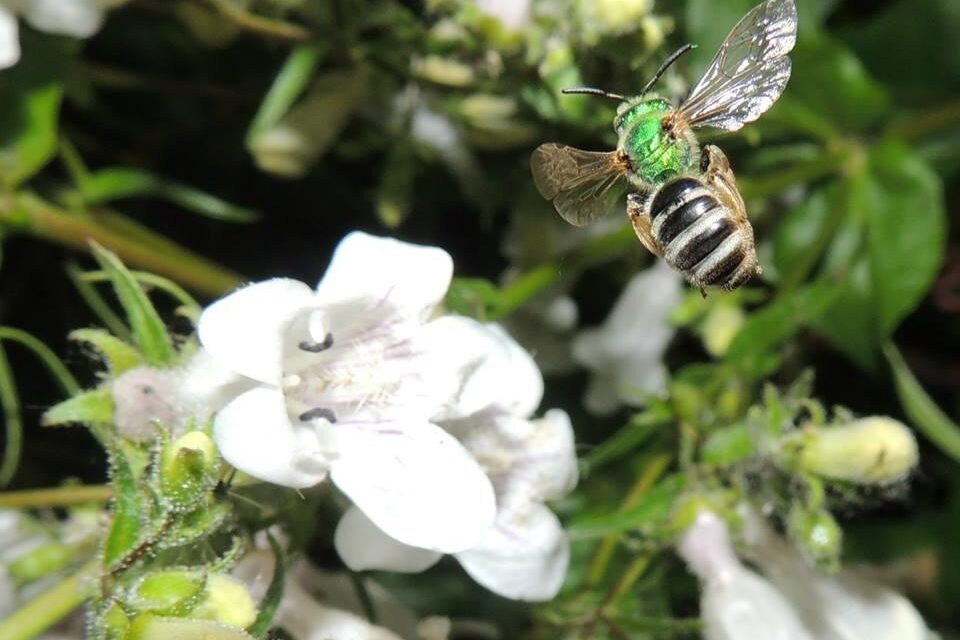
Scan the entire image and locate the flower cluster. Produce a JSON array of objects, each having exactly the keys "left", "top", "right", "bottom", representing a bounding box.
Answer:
[
  {"left": 677, "top": 508, "right": 935, "bottom": 640},
  {"left": 194, "top": 232, "right": 577, "bottom": 599}
]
